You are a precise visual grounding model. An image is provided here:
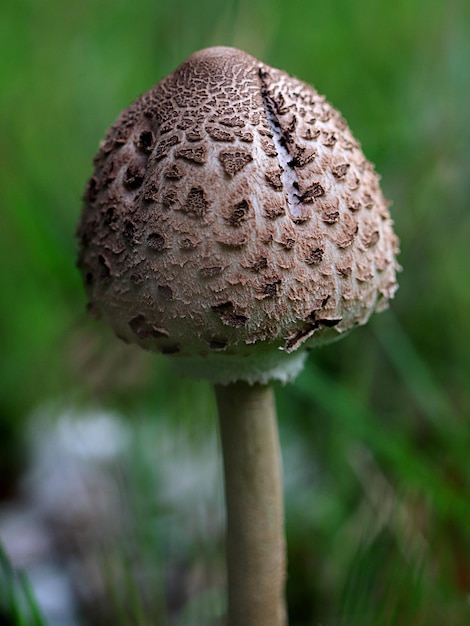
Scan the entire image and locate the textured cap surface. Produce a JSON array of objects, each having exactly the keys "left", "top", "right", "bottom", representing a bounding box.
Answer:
[{"left": 77, "top": 46, "right": 399, "bottom": 383}]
